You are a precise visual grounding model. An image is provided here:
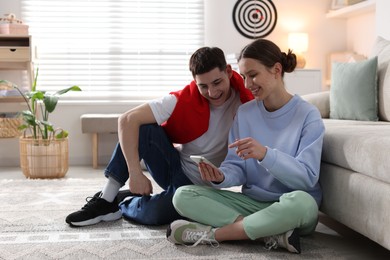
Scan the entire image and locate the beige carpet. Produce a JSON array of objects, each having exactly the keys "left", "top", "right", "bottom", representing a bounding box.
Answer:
[{"left": 0, "top": 177, "right": 388, "bottom": 260}]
